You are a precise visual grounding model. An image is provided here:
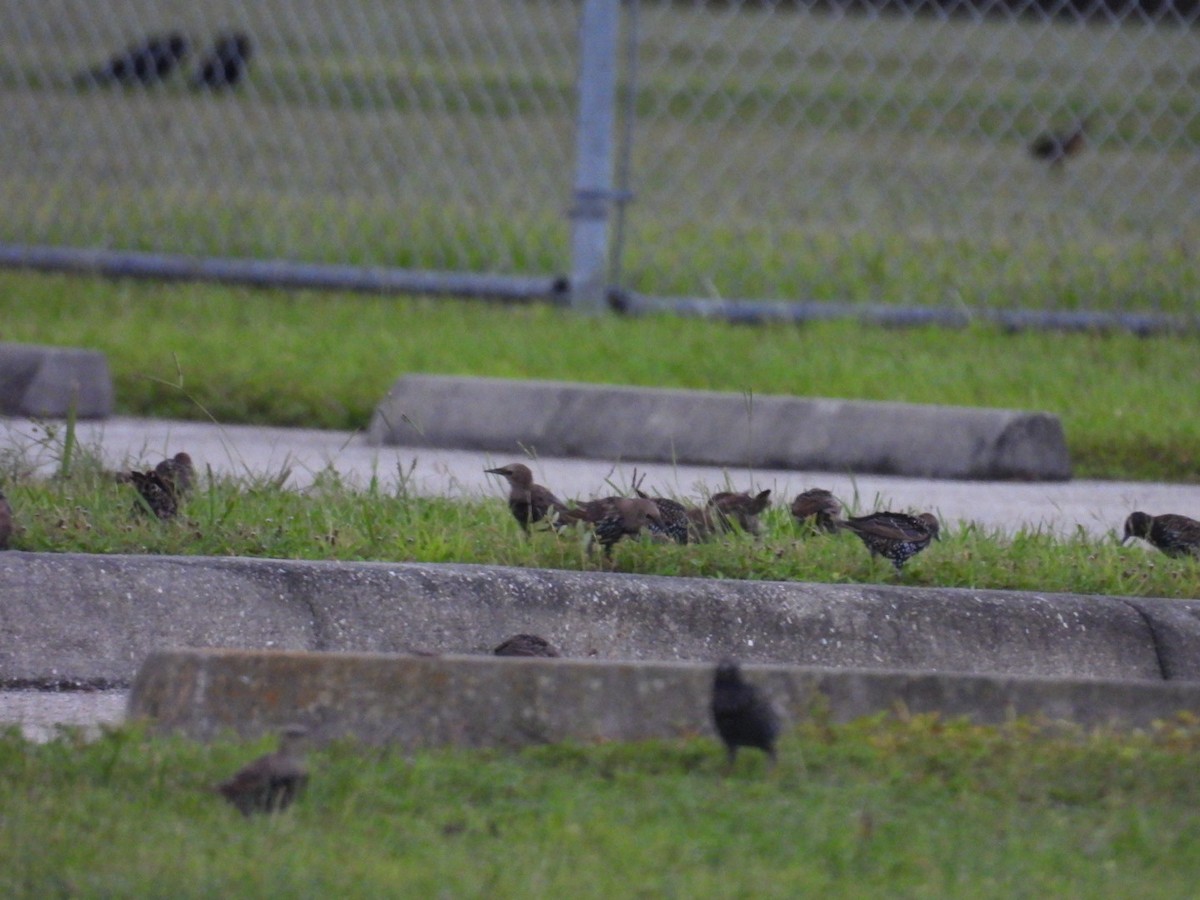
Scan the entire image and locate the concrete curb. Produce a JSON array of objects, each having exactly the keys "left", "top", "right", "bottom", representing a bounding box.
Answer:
[
  {"left": 367, "top": 374, "right": 1072, "bottom": 481},
  {"left": 3, "top": 551, "right": 1198, "bottom": 685},
  {"left": 0, "top": 342, "right": 112, "bottom": 419},
  {"left": 128, "top": 650, "right": 1200, "bottom": 748}
]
